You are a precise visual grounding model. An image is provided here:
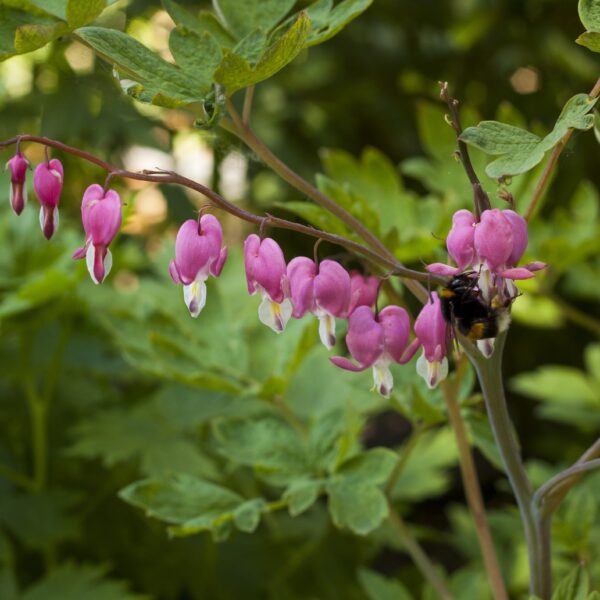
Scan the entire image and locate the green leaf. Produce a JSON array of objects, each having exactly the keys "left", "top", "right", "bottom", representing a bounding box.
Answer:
[
  {"left": 576, "top": 31, "right": 600, "bottom": 52},
  {"left": 327, "top": 479, "right": 388, "bottom": 535},
  {"left": 306, "top": 0, "right": 373, "bottom": 47},
  {"left": 212, "top": 0, "right": 296, "bottom": 38},
  {"left": 276, "top": 200, "right": 353, "bottom": 237},
  {"left": 163, "top": 1, "right": 235, "bottom": 46},
  {"left": 21, "top": 564, "right": 146, "bottom": 600},
  {"left": 551, "top": 564, "right": 589, "bottom": 600},
  {"left": 169, "top": 28, "right": 222, "bottom": 83},
  {"left": 460, "top": 94, "right": 598, "bottom": 178},
  {"left": 358, "top": 568, "right": 414, "bottom": 600},
  {"left": 14, "top": 20, "right": 69, "bottom": 54},
  {"left": 213, "top": 416, "right": 311, "bottom": 484},
  {"left": 214, "top": 12, "right": 311, "bottom": 95},
  {"left": 119, "top": 474, "right": 246, "bottom": 536},
  {"left": 579, "top": 0, "right": 600, "bottom": 31},
  {"left": 464, "top": 410, "right": 504, "bottom": 471},
  {"left": 76, "top": 27, "right": 208, "bottom": 106},
  {"left": 233, "top": 499, "right": 264, "bottom": 533},
  {"left": 335, "top": 448, "right": 398, "bottom": 485},
  {"left": 66, "top": 0, "right": 106, "bottom": 28},
  {"left": 283, "top": 480, "right": 322, "bottom": 516}
]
